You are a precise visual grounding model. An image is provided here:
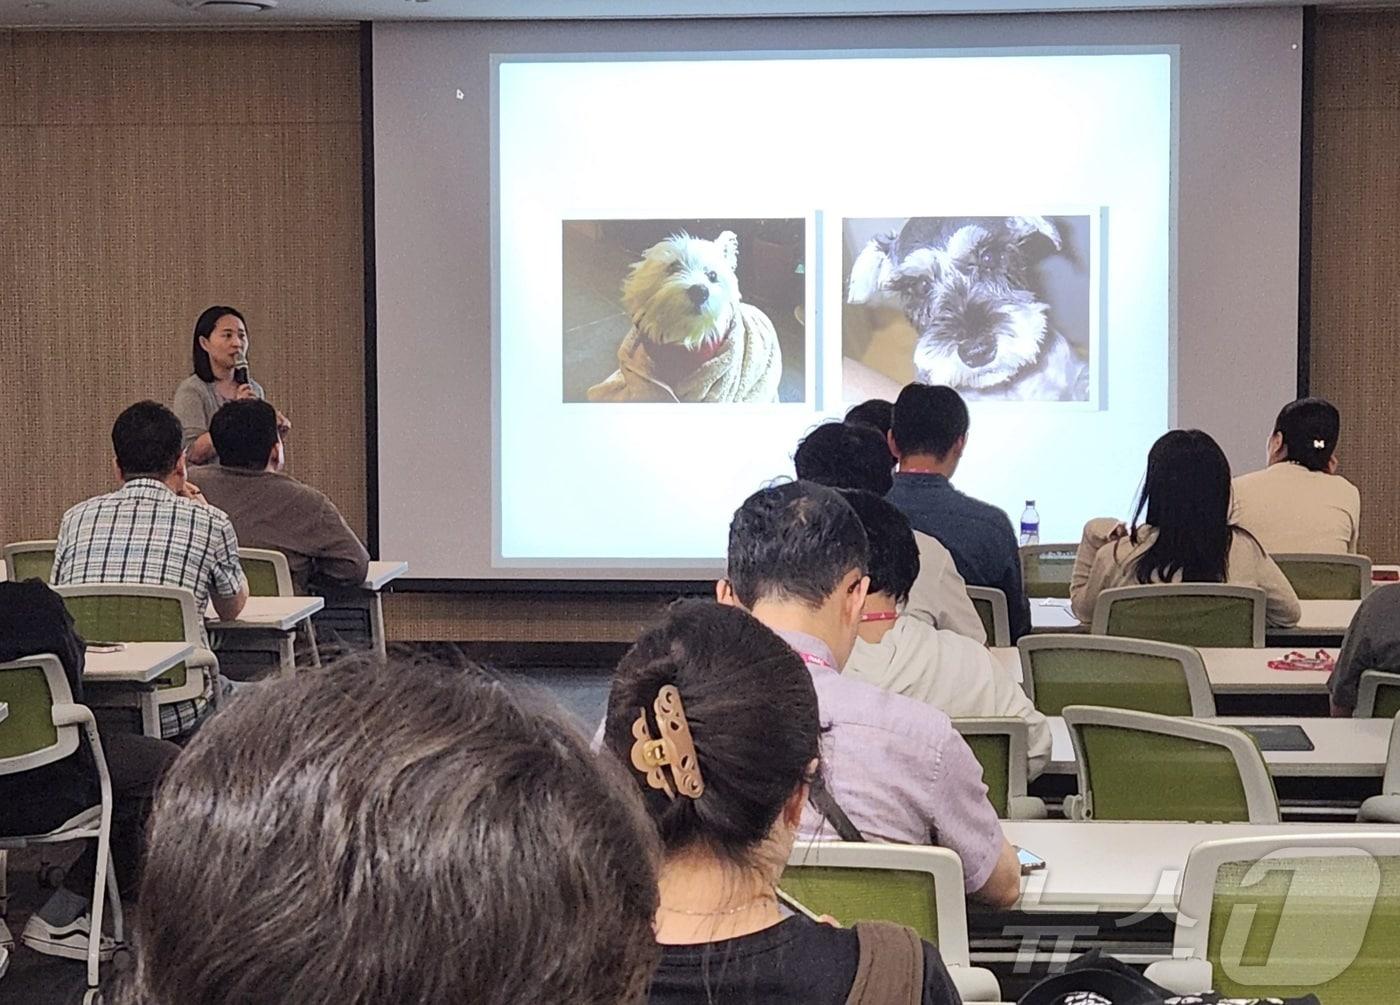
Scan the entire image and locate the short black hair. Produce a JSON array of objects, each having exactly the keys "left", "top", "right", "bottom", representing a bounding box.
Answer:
[
  {"left": 726, "top": 481, "right": 868, "bottom": 610},
  {"left": 793, "top": 421, "right": 893, "bottom": 495},
  {"left": 844, "top": 398, "right": 893, "bottom": 436},
  {"left": 210, "top": 400, "right": 279, "bottom": 470},
  {"left": 891, "top": 383, "right": 969, "bottom": 459},
  {"left": 192, "top": 305, "right": 245, "bottom": 382},
  {"left": 1274, "top": 397, "right": 1341, "bottom": 473},
  {"left": 112, "top": 401, "right": 184, "bottom": 480},
  {"left": 837, "top": 490, "right": 920, "bottom": 605}
]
